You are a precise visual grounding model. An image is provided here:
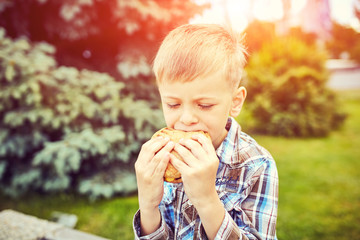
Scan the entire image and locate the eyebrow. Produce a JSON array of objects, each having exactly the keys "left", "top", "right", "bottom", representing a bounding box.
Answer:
[{"left": 162, "top": 95, "right": 218, "bottom": 101}]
